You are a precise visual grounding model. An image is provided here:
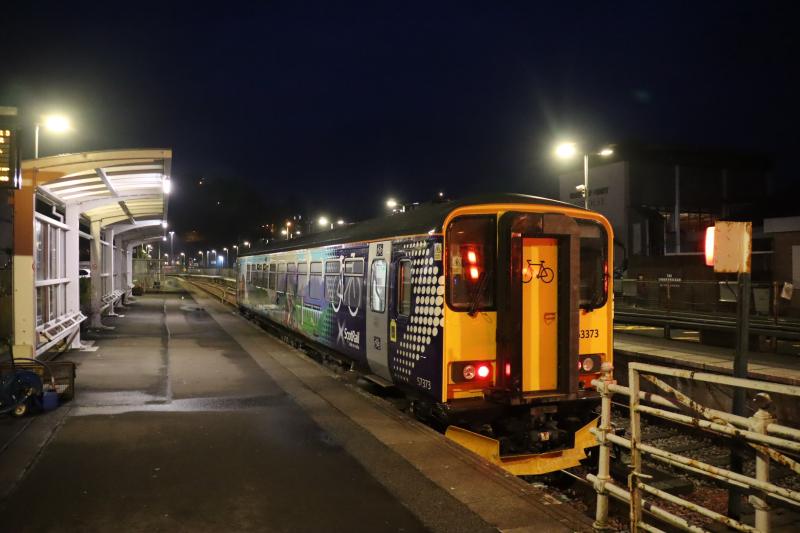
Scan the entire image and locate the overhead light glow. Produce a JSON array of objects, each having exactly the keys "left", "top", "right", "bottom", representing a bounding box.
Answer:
[
  {"left": 162, "top": 178, "right": 172, "bottom": 194},
  {"left": 318, "top": 216, "right": 329, "bottom": 226},
  {"left": 554, "top": 142, "right": 578, "bottom": 159},
  {"left": 42, "top": 114, "right": 71, "bottom": 133},
  {"left": 337, "top": 219, "right": 345, "bottom": 225},
  {"left": 386, "top": 198, "right": 398, "bottom": 209},
  {"left": 599, "top": 148, "right": 614, "bottom": 157},
  {"left": 161, "top": 221, "right": 168, "bottom": 228}
]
